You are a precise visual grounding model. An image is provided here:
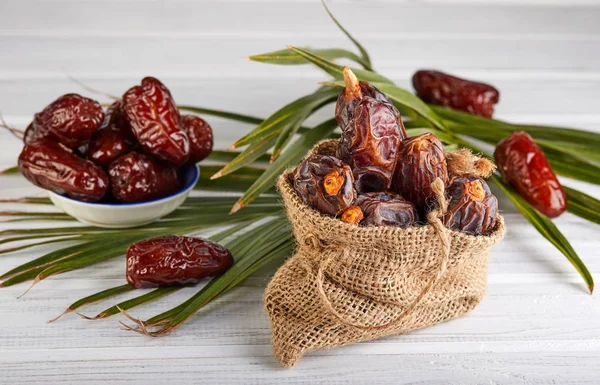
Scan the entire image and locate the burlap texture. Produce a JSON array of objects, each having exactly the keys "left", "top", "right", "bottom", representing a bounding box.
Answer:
[{"left": 265, "top": 139, "right": 505, "bottom": 368}]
